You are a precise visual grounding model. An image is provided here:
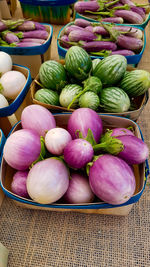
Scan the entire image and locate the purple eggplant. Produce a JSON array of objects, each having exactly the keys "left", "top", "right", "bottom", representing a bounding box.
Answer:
[
  {"left": 16, "top": 42, "right": 41, "bottom": 47},
  {"left": 130, "top": 6, "right": 146, "bottom": 19},
  {"left": 114, "top": 10, "right": 144, "bottom": 24},
  {"left": 20, "top": 38, "right": 45, "bottom": 44},
  {"left": 85, "top": 26, "right": 94, "bottom": 33},
  {"left": 101, "top": 17, "right": 124, "bottom": 23},
  {"left": 68, "top": 30, "right": 99, "bottom": 42},
  {"left": 59, "top": 35, "right": 72, "bottom": 48},
  {"left": 113, "top": 25, "right": 143, "bottom": 39},
  {"left": 111, "top": 49, "right": 135, "bottom": 56},
  {"left": 0, "top": 21, "right": 7, "bottom": 32},
  {"left": 2, "top": 31, "right": 19, "bottom": 44},
  {"left": 64, "top": 25, "right": 85, "bottom": 35},
  {"left": 116, "top": 135, "right": 149, "bottom": 165},
  {"left": 74, "top": 19, "right": 91, "bottom": 28},
  {"left": 117, "top": 35, "right": 143, "bottom": 51},
  {"left": 85, "top": 26, "right": 109, "bottom": 36},
  {"left": 80, "top": 41, "right": 117, "bottom": 52},
  {"left": 120, "top": 0, "right": 135, "bottom": 7},
  {"left": 0, "top": 19, "right": 25, "bottom": 32},
  {"left": 16, "top": 21, "right": 46, "bottom": 31},
  {"left": 74, "top": 1, "right": 100, "bottom": 13},
  {"left": 15, "top": 30, "right": 49, "bottom": 40}
]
